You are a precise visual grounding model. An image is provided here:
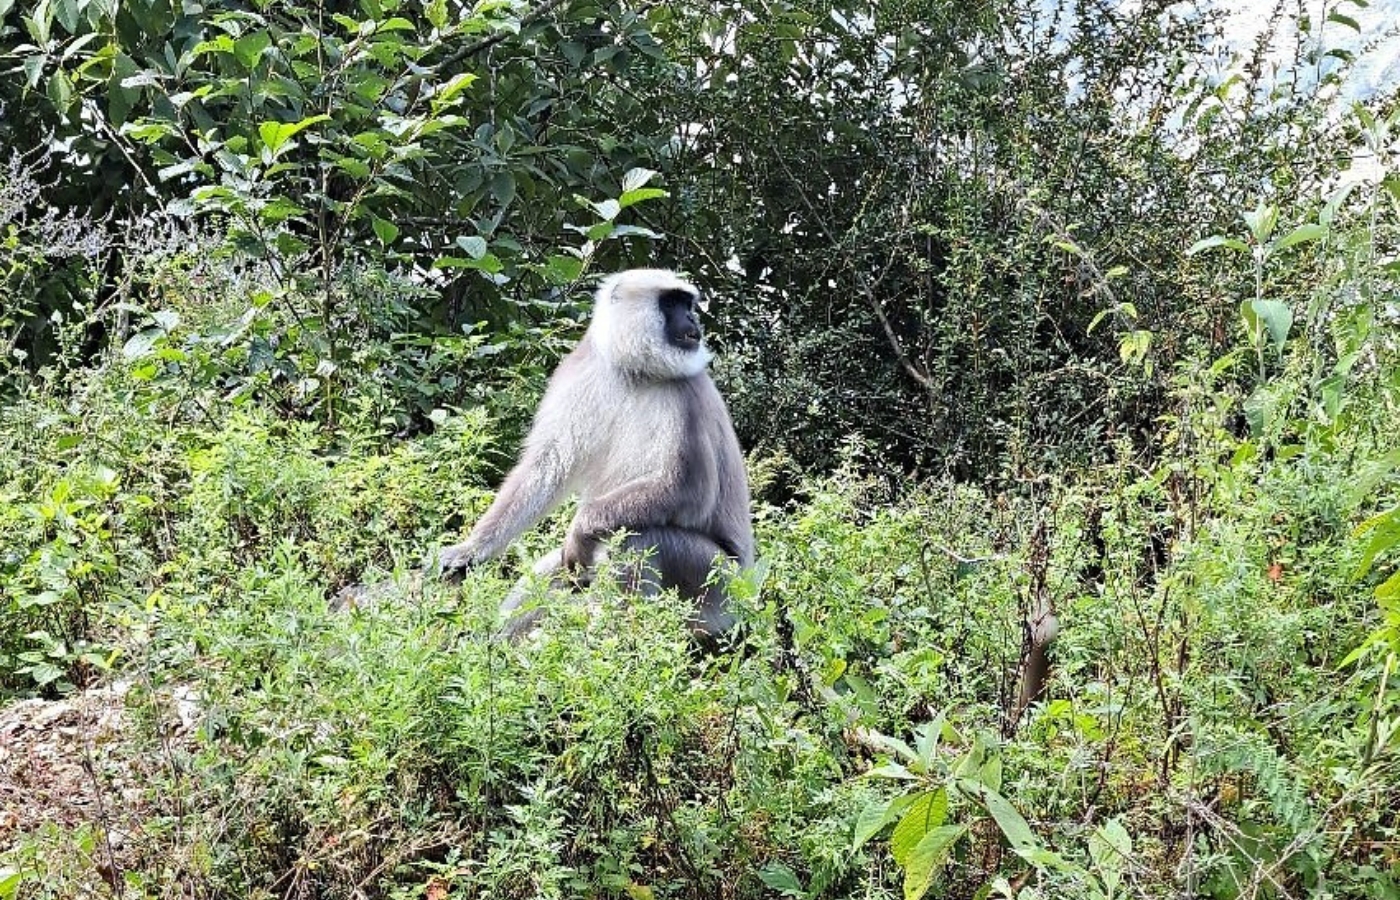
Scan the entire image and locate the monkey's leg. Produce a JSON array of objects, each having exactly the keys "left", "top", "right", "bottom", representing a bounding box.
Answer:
[{"left": 617, "top": 528, "right": 737, "bottom": 641}]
